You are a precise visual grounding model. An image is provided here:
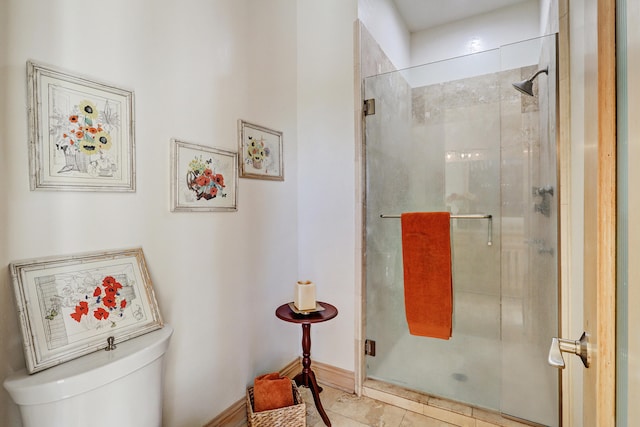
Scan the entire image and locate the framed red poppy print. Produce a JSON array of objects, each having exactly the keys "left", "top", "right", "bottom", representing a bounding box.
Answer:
[
  {"left": 170, "top": 139, "right": 238, "bottom": 212},
  {"left": 27, "top": 60, "right": 135, "bottom": 192},
  {"left": 9, "top": 248, "right": 163, "bottom": 373}
]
